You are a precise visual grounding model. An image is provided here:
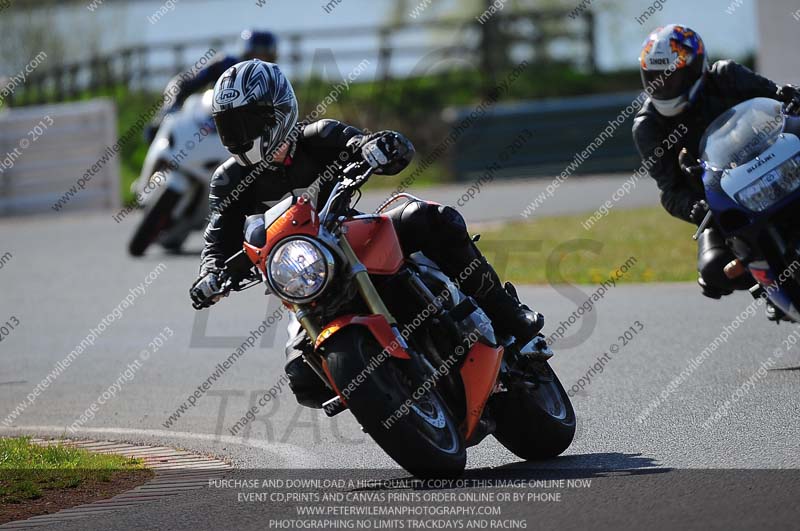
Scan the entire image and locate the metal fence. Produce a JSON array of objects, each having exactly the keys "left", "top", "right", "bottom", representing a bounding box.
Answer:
[{"left": 7, "top": 9, "right": 595, "bottom": 106}]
